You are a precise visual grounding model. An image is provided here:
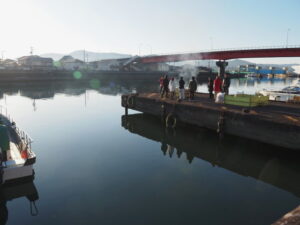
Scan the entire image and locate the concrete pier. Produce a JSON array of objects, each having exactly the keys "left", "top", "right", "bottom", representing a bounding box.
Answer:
[{"left": 121, "top": 93, "right": 300, "bottom": 150}]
